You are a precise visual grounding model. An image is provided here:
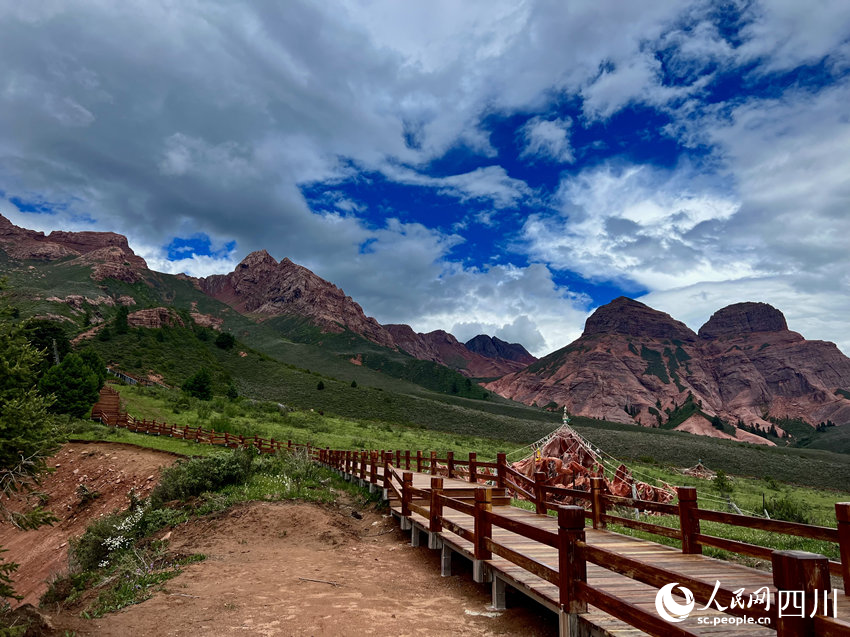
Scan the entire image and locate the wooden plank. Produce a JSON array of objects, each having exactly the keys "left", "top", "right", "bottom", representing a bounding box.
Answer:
[
  {"left": 696, "top": 508, "right": 839, "bottom": 542},
  {"left": 441, "top": 518, "right": 475, "bottom": 543},
  {"left": 580, "top": 542, "right": 775, "bottom": 623},
  {"left": 486, "top": 510, "right": 559, "bottom": 548},
  {"left": 602, "top": 514, "right": 682, "bottom": 540},
  {"left": 579, "top": 581, "right": 701, "bottom": 637},
  {"left": 485, "top": 538, "right": 559, "bottom": 585},
  {"left": 695, "top": 534, "right": 775, "bottom": 562},
  {"left": 602, "top": 494, "right": 680, "bottom": 515}
]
